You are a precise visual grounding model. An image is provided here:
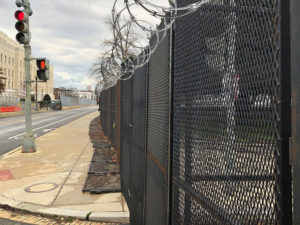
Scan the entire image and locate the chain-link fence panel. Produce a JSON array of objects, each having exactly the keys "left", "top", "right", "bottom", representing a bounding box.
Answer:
[
  {"left": 110, "top": 85, "right": 116, "bottom": 145},
  {"left": 100, "top": 89, "right": 108, "bottom": 135},
  {"left": 172, "top": 0, "right": 286, "bottom": 224},
  {"left": 130, "top": 64, "right": 148, "bottom": 225},
  {"left": 145, "top": 27, "right": 171, "bottom": 225},
  {"left": 120, "top": 77, "right": 133, "bottom": 207}
]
